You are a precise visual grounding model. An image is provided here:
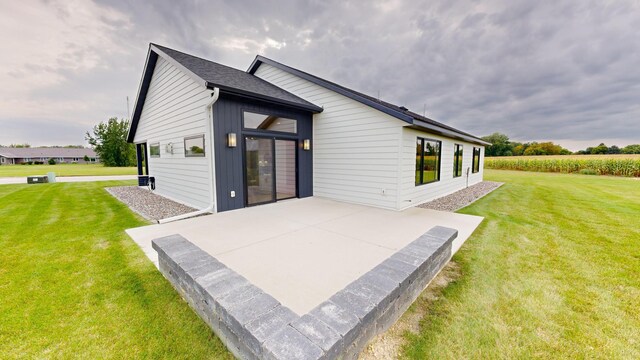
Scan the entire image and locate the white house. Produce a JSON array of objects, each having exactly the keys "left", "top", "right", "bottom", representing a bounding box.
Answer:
[{"left": 127, "top": 44, "right": 489, "bottom": 213}]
